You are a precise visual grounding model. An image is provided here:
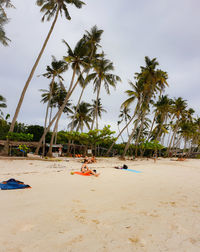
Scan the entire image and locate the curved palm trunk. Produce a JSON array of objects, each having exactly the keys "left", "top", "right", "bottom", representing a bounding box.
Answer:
[
  {"left": 91, "top": 83, "right": 101, "bottom": 130},
  {"left": 106, "top": 99, "right": 142, "bottom": 156},
  {"left": 106, "top": 111, "right": 138, "bottom": 156},
  {"left": 122, "top": 115, "right": 140, "bottom": 159},
  {"left": 118, "top": 124, "right": 124, "bottom": 143},
  {"left": 71, "top": 86, "right": 85, "bottom": 131},
  {"left": 135, "top": 113, "right": 146, "bottom": 157},
  {"left": 46, "top": 67, "right": 77, "bottom": 157},
  {"left": 9, "top": 7, "right": 60, "bottom": 133},
  {"left": 42, "top": 76, "right": 55, "bottom": 156},
  {"left": 147, "top": 114, "right": 156, "bottom": 141}
]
